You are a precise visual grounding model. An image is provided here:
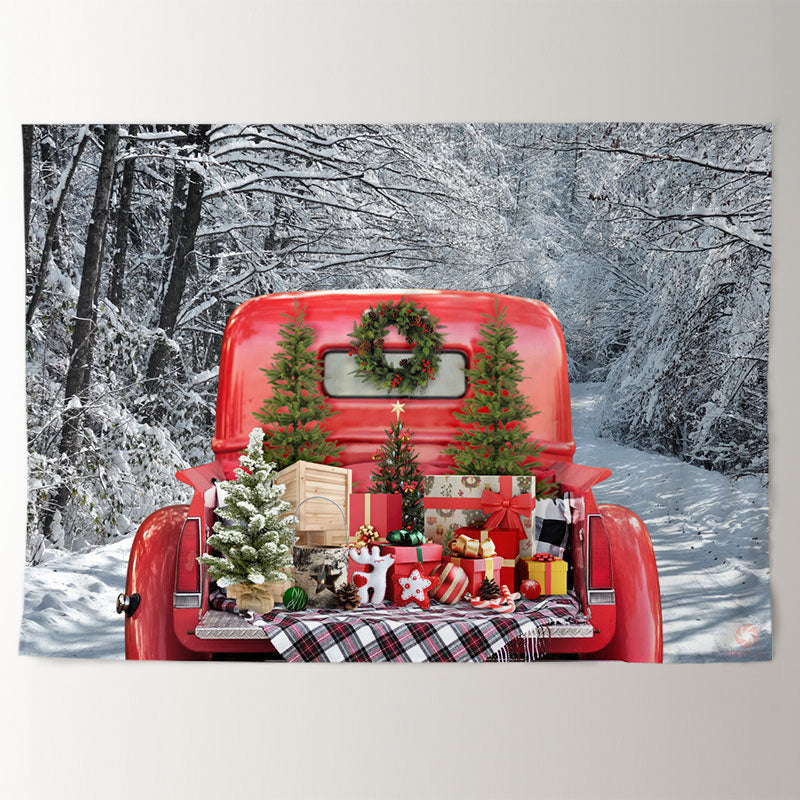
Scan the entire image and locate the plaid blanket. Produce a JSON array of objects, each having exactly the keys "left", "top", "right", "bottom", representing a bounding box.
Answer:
[{"left": 209, "top": 591, "right": 585, "bottom": 663}]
